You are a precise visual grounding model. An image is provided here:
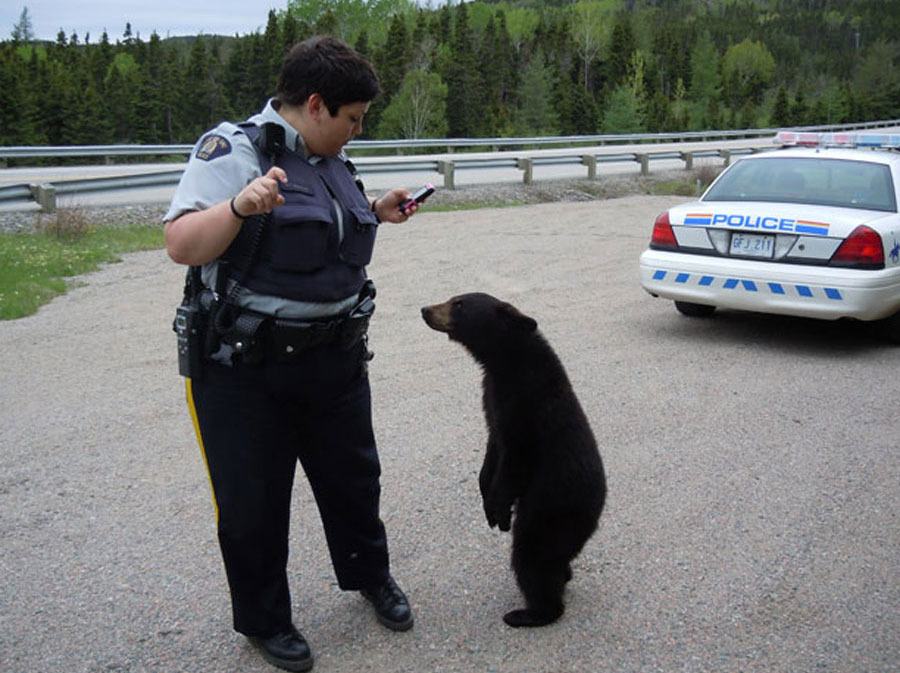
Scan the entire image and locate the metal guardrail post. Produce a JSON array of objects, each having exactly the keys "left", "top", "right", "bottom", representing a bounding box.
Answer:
[
  {"left": 635, "top": 154, "right": 650, "bottom": 176},
  {"left": 719, "top": 149, "right": 731, "bottom": 167},
  {"left": 30, "top": 183, "right": 56, "bottom": 213},
  {"left": 517, "top": 158, "right": 533, "bottom": 185},
  {"left": 437, "top": 160, "right": 455, "bottom": 190},
  {"left": 680, "top": 151, "right": 693, "bottom": 170},
  {"left": 581, "top": 155, "right": 597, "bottom": 179}
]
